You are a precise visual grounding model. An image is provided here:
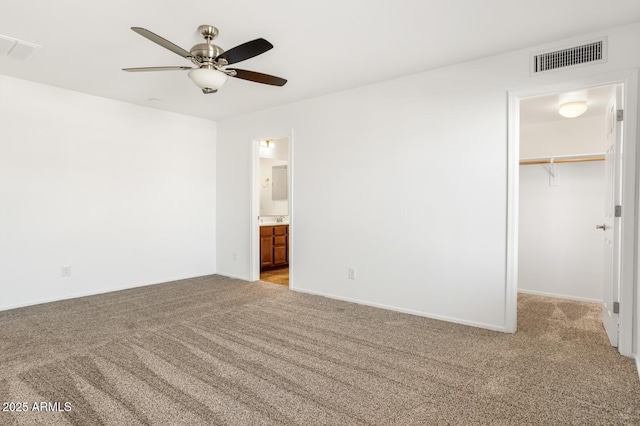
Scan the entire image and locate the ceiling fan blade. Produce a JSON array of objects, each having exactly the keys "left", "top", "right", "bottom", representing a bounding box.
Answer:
[
  {"left": 122, "top": 66, "right": 193, "bottom": 72},
  {"left": 131, "top": 27, "right": 192, "bottom": 59},
  {"left": 216, "top": 38, "right": 273, "bottom": 65},
  {"left": 228, "top": 68, "right": 287, "bottom": 86}
]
